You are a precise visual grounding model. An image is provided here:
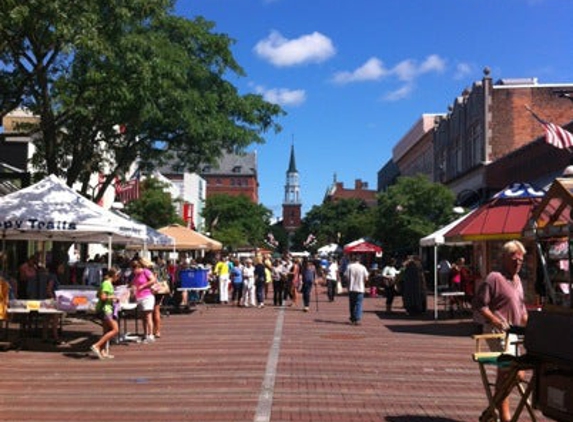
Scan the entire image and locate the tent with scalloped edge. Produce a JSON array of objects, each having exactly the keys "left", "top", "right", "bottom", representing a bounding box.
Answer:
[{"left": 0, "top": 174, "right": 146, "bottom": 244}]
